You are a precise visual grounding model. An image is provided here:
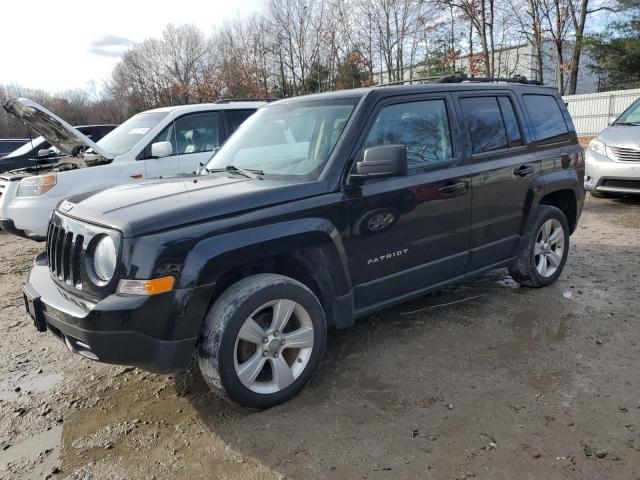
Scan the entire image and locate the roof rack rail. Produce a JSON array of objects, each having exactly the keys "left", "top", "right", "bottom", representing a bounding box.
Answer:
[
  {"left": 436, "top": 73, "right": 543, "bottom": 85},
  {"left": 376, "top": 73, "right": 543, "bottom": 87},
  {"left": 214, "top": 97, "right": 279, "bottom": 104}
]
